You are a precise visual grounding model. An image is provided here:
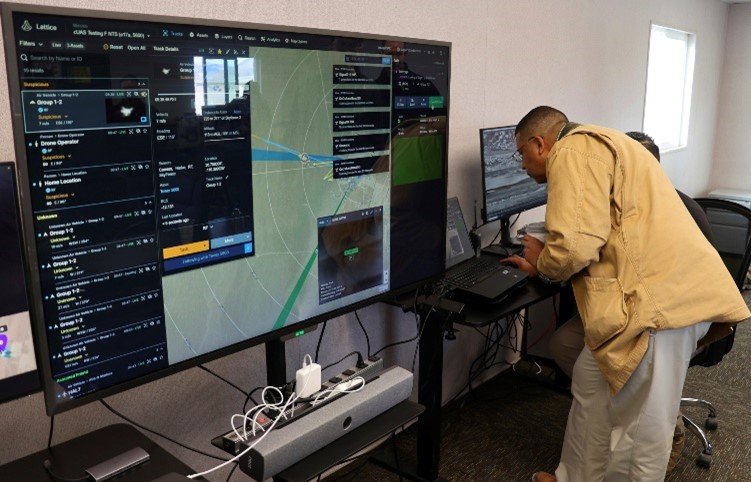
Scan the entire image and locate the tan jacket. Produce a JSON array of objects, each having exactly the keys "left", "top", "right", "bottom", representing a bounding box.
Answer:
[{"left": 537, "top": 124, "right": 750, "bottom": 394}]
